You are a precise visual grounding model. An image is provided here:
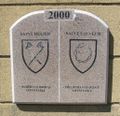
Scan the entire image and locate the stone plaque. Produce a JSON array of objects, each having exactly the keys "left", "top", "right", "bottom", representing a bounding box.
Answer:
[{"left": 10, "top": 9, "right": 109, "bottom": 104}]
